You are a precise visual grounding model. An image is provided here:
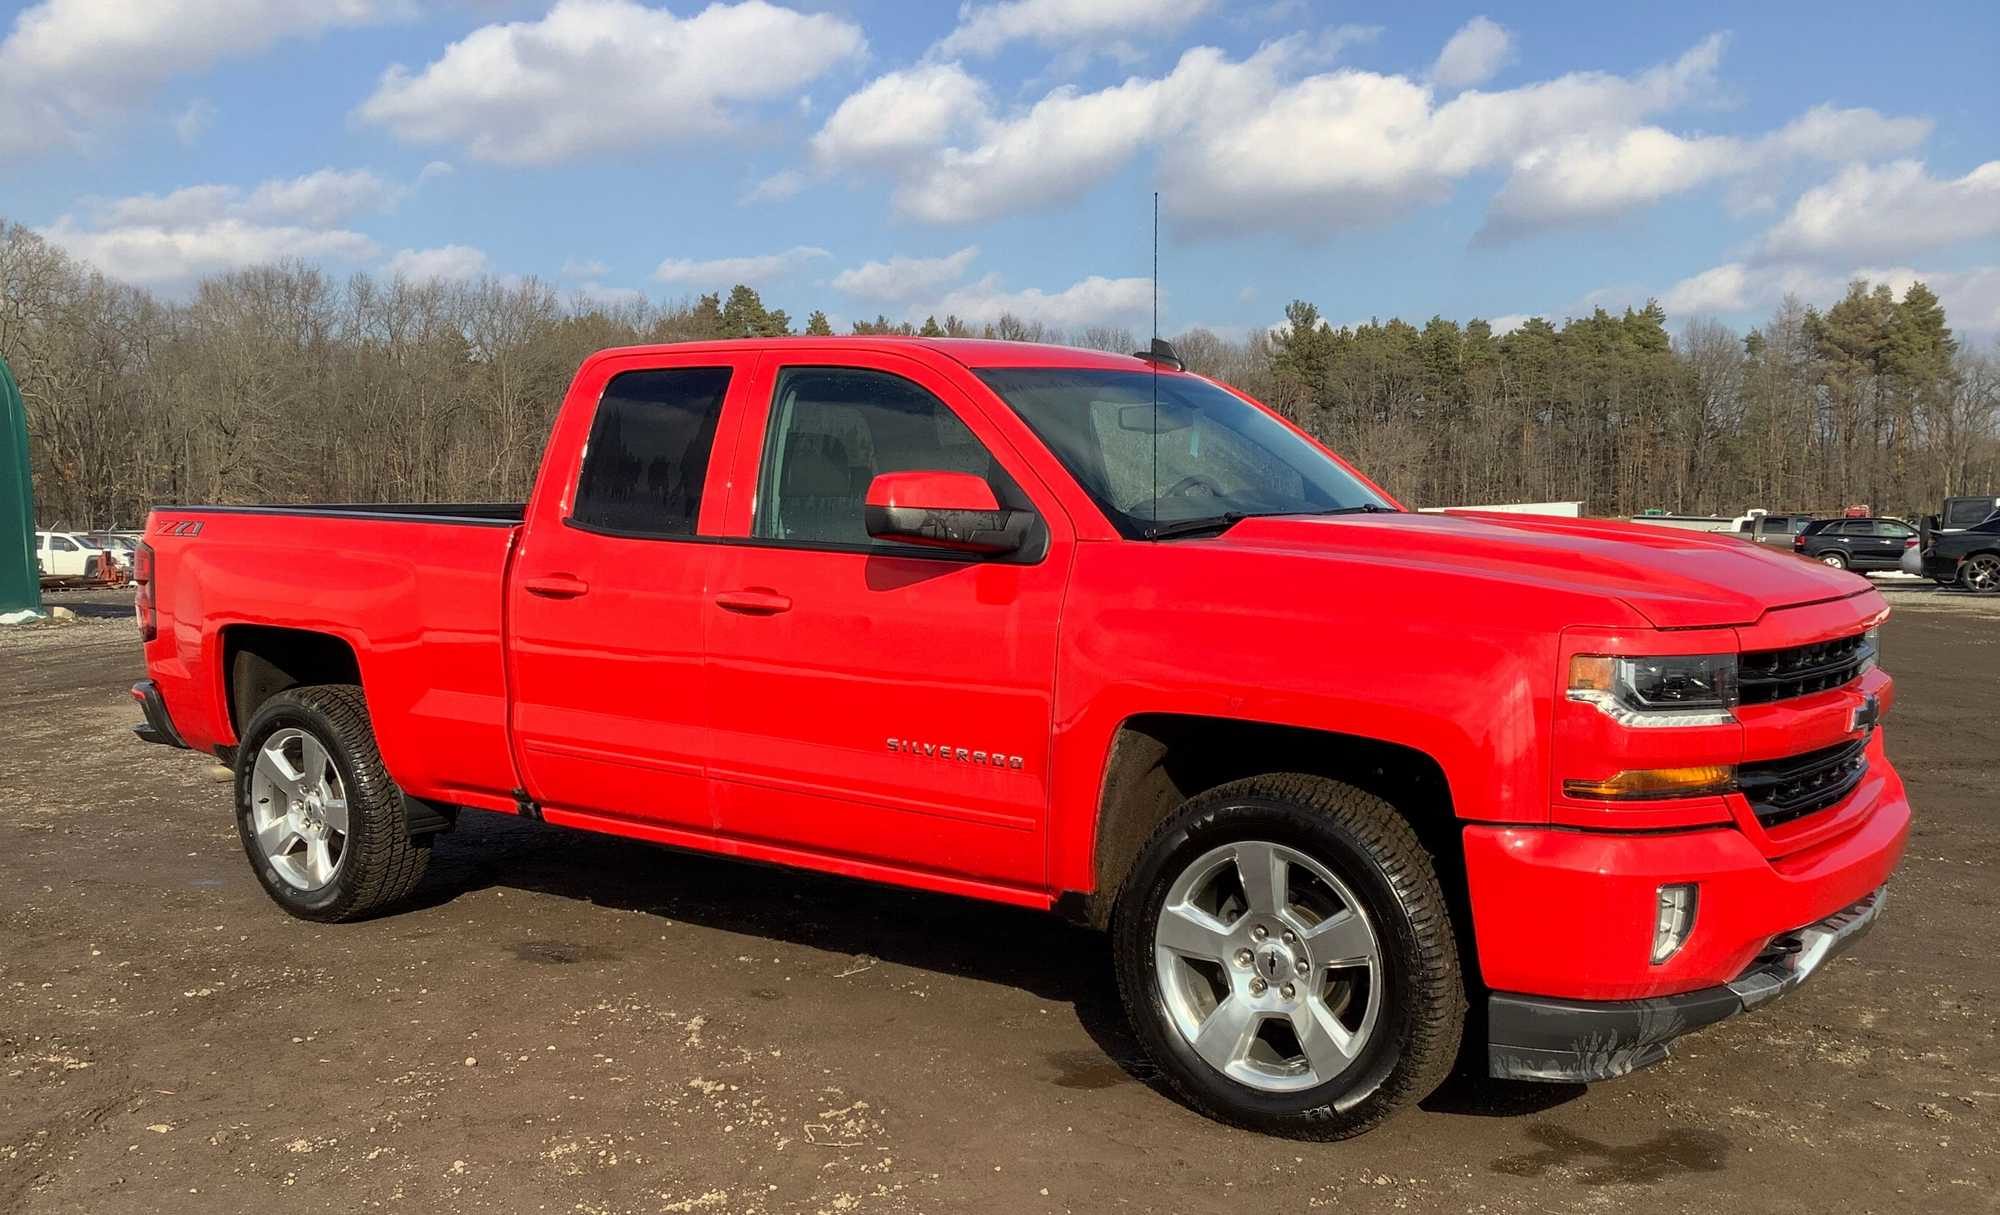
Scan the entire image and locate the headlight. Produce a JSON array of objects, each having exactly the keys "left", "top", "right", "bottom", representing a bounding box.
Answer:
[
  {"left": 1859, "top": 625, "right": 1880, "bottom": 674},
  {"left": 1568, "top": 653, "right": 1738, "bottom": 727}
]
